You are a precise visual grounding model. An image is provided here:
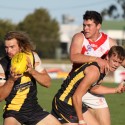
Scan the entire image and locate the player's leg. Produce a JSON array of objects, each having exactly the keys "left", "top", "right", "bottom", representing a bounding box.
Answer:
[
  {"left": 4, "top": 117, "right": 21, "bottom": 125},
  {"left": 83, "top": 110, "right": 100, "bottom": 125},
  {"left": 93, "top": 107, "right": 111, "bottom": 125},
  {"left": 82, "top": 93, "right": 110, "bottom": 125},
  {"left": 36, "top": 114, "right": 62, "bottom": 125}
]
